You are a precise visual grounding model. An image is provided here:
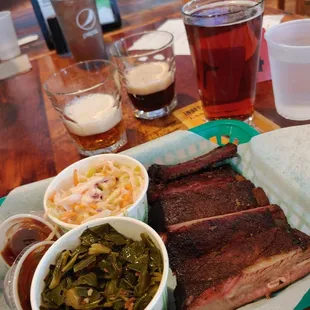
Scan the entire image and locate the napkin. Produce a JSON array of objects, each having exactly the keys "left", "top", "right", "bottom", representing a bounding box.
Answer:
[
  {"left": 263, "top": 14, "right": 285, "bottom": 31},
  {"left": 157, "top": 19, "right": 191, "bottom": 55},
  {"left": 155, "top": 16, "right": 285, "bottom": 56},
  {"left": 0, "top": 54, "right": 32, "bottom": 81}
]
